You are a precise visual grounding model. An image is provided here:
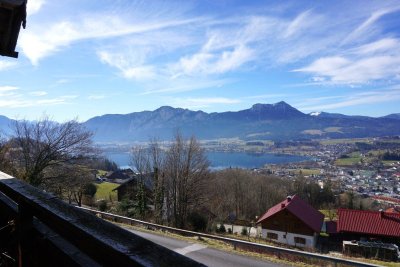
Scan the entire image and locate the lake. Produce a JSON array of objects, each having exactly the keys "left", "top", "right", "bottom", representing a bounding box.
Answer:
[{"left": 104, "top": 151, "right": 309, "bottom": 170}]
